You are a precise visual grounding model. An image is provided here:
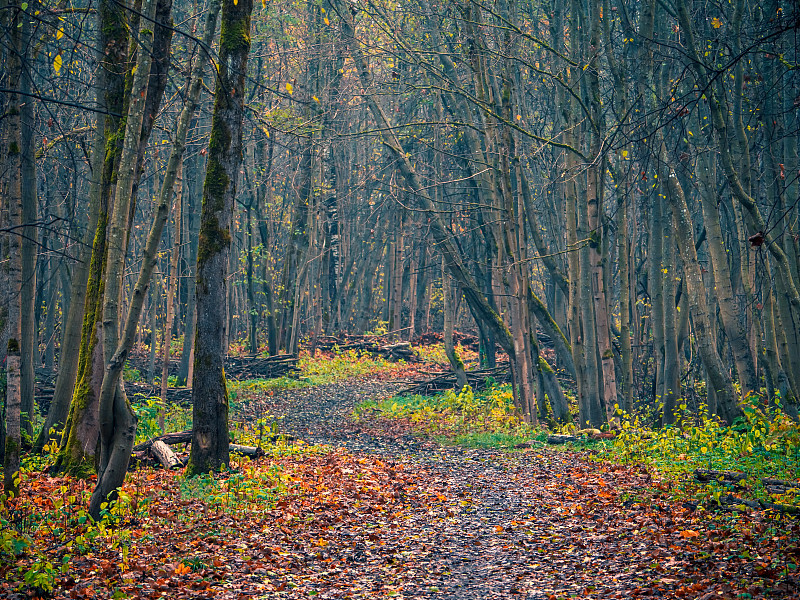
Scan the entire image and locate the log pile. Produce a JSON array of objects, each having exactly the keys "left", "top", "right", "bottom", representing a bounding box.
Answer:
[
  {"left": 126, "top": 383, "right": 193, "bottom": 404},
  {"left": 411, "top": 331, "right": 481, "bottom": 352},
  {"left": 223, "top": 354, "right": 300, "bottom": 379},
  {"left": 545, "top": 430, "right": 617, "bottom": 445},
  {"left": 396, "top": 366, "right": 511, "bottom": 396},
  {"left": 35, "top": 354, "right": 301, "bottom": 410},
  {"left": 313, "top": 336, "right": 420, "bottom": 362}
]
